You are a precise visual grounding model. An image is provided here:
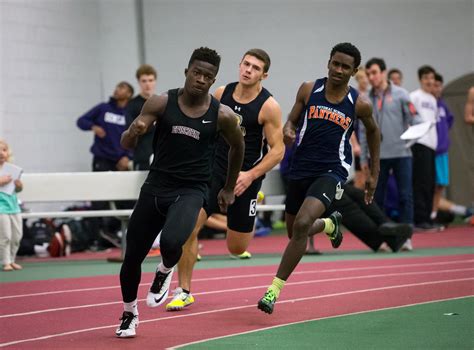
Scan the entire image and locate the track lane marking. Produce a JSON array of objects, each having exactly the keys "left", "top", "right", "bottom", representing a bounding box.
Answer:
[
  {"left": 1, "top": 277, "right": 472, "bottom": 348},
  {"left": 1, "top": 258, "right": 472, "bottom": 300},
  {"left": 1, "top": 267, "right": 473, "bottom": 319}
]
